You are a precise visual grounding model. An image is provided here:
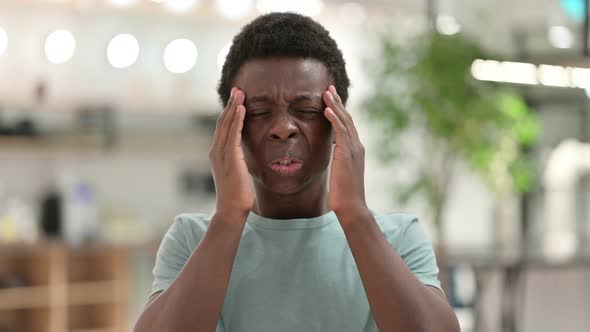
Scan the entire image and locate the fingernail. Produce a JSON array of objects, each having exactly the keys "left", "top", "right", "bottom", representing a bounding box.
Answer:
[
  {"left": 231, "top": 87, "right": 236, "bottom": 96},
  {"left": 329, "top": 85, "right": 337, "bottom": 94}
]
